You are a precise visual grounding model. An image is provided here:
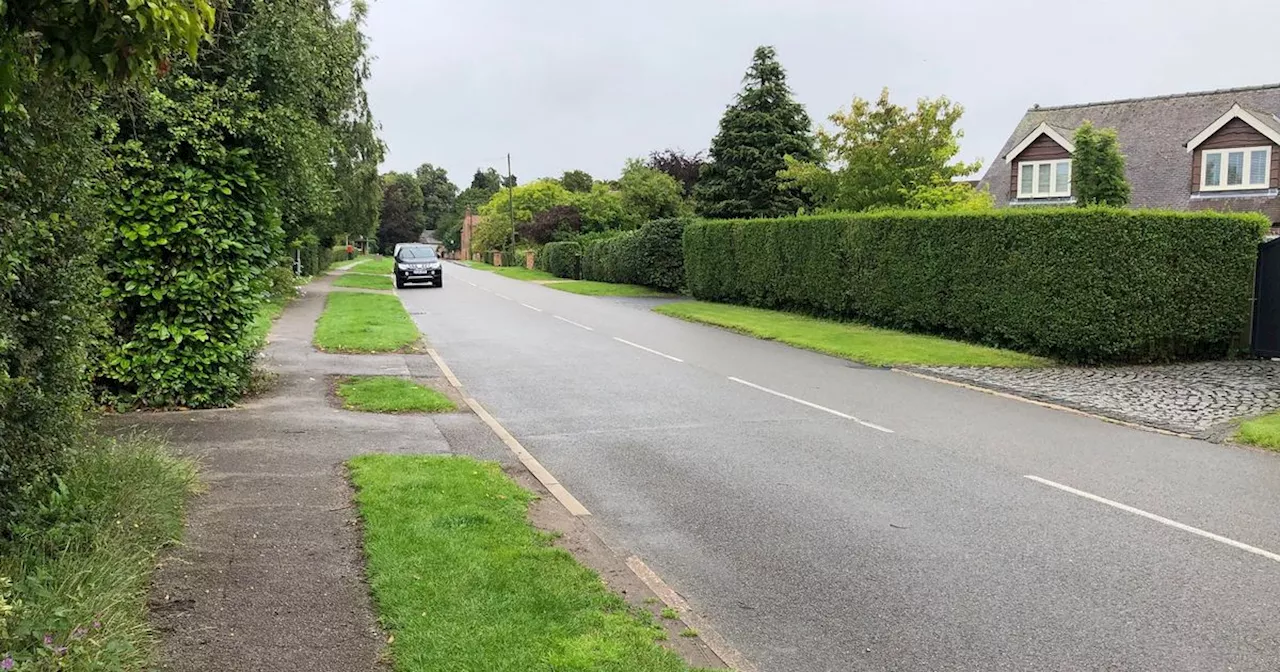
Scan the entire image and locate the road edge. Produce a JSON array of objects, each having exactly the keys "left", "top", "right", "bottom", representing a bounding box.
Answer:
[{"left": 424, "top": 345, "right": 754, "bottom": 671}]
